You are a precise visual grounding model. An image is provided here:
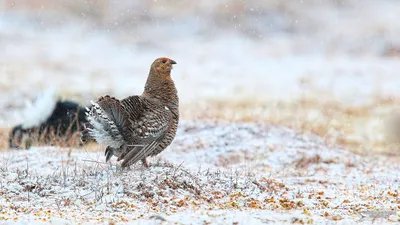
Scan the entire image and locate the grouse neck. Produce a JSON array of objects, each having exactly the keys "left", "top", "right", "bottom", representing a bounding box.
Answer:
[{"left": 143, "top": 70, "right": 178, "bottom": 106}]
